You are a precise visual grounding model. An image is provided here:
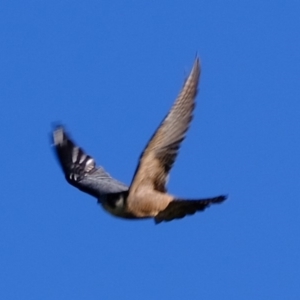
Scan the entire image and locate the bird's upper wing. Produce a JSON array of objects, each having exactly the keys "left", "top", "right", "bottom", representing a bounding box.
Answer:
[
  {"left": 52, "top": 126, "right": 128, "bottom": 198},
  {"left": 129, "top": 58, "right": 201, "bottom": 193},
  {"left": 154, "top": 195, "right": 227, "bottom": 224}
]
